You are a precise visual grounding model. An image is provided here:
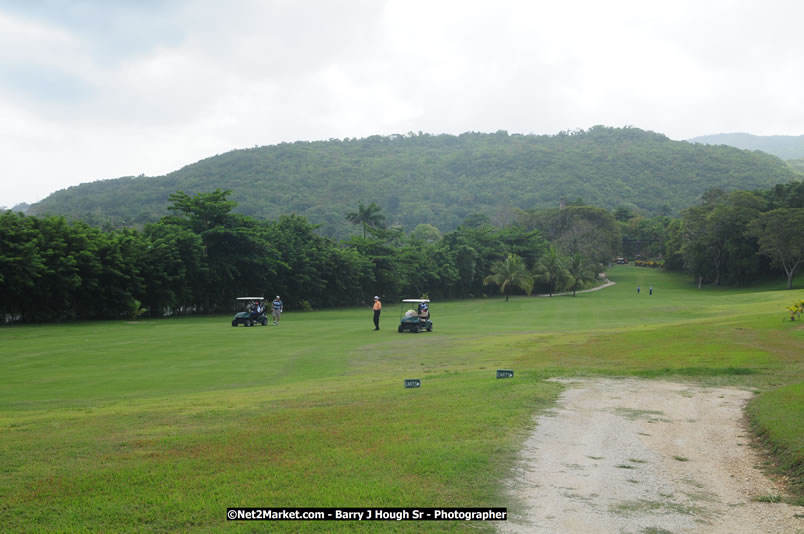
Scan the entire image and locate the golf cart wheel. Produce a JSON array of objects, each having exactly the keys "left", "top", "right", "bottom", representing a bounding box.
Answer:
[
  {"left": 398, "top": 324, "right": 404, "bottom": 333},
  {"left": 427, "top": 323, "right": 432, "bottom": 332},
  {"left": 232, "top": 320, "right": 238, "bottom": 327}
]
